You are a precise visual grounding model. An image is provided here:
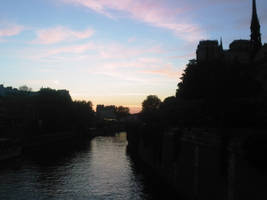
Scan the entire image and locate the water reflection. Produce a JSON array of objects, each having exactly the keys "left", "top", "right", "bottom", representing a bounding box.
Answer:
[{"left": 0, "top": 132, "right": 177, "bottom": 200}]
